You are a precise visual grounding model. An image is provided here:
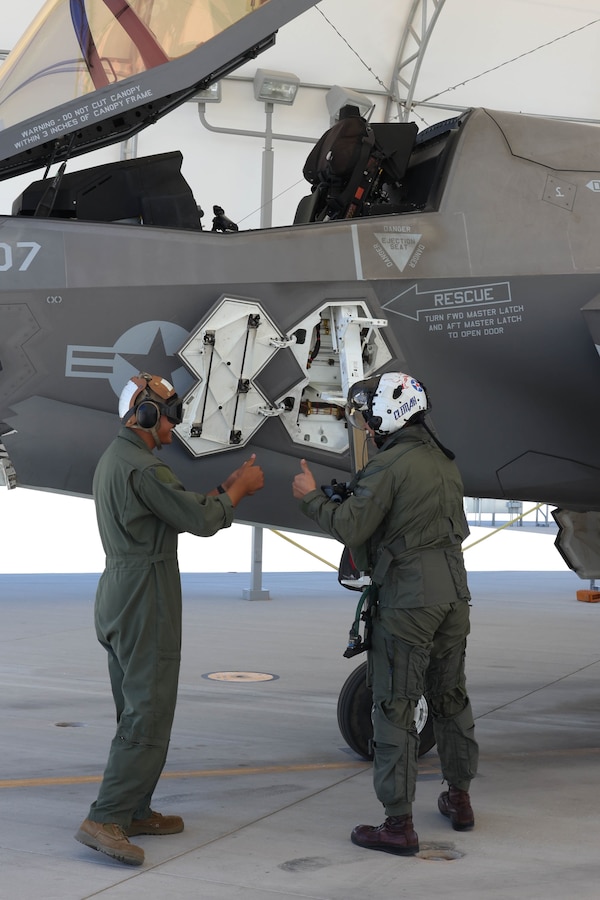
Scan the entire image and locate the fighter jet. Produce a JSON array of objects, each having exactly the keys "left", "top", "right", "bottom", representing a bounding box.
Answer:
[{"left": 2, "top": 3, "right": 600, "bottom": 564}]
